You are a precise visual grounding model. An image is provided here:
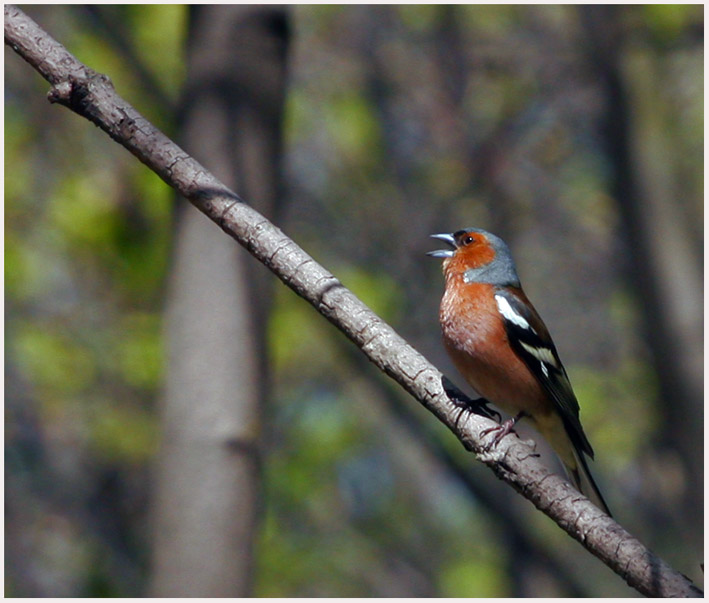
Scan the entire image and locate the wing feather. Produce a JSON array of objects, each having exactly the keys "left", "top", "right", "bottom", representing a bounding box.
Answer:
[{"left": 494, "top": 288, "right": 594, "bottom": 458}]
